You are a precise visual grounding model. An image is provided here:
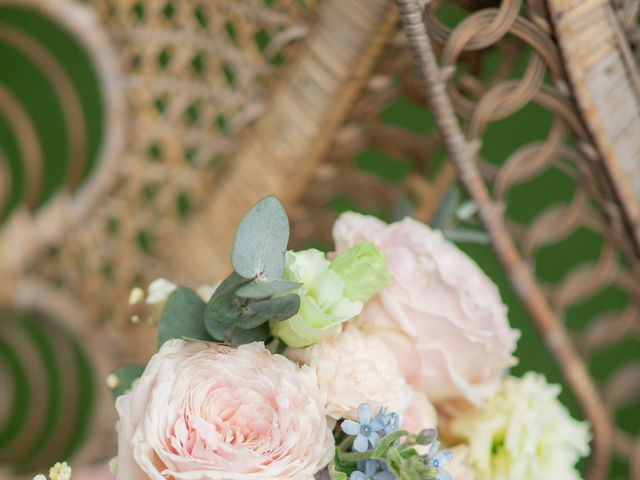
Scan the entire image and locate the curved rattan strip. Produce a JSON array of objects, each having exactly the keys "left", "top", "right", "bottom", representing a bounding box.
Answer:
[
  {"left": 0, "top": 84, "right": 42, "bottom": 209},
  {"left": 0, "top": 147, "right": 10, "bottom": 216},
  {"left": 394, "top": 1, "right": 611, "bottom": 478},
  {"left": 0, "top": 321, "right": 47, "bottom": 464},
  {"left": 159, "top": 0, "right": 399, "bottom": 284},
  {"left": 0, "top": 25, "right": 87, "bottom": 190},
  {"left": 0, "top": 0, "right": 125, "bottom": 276}
]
